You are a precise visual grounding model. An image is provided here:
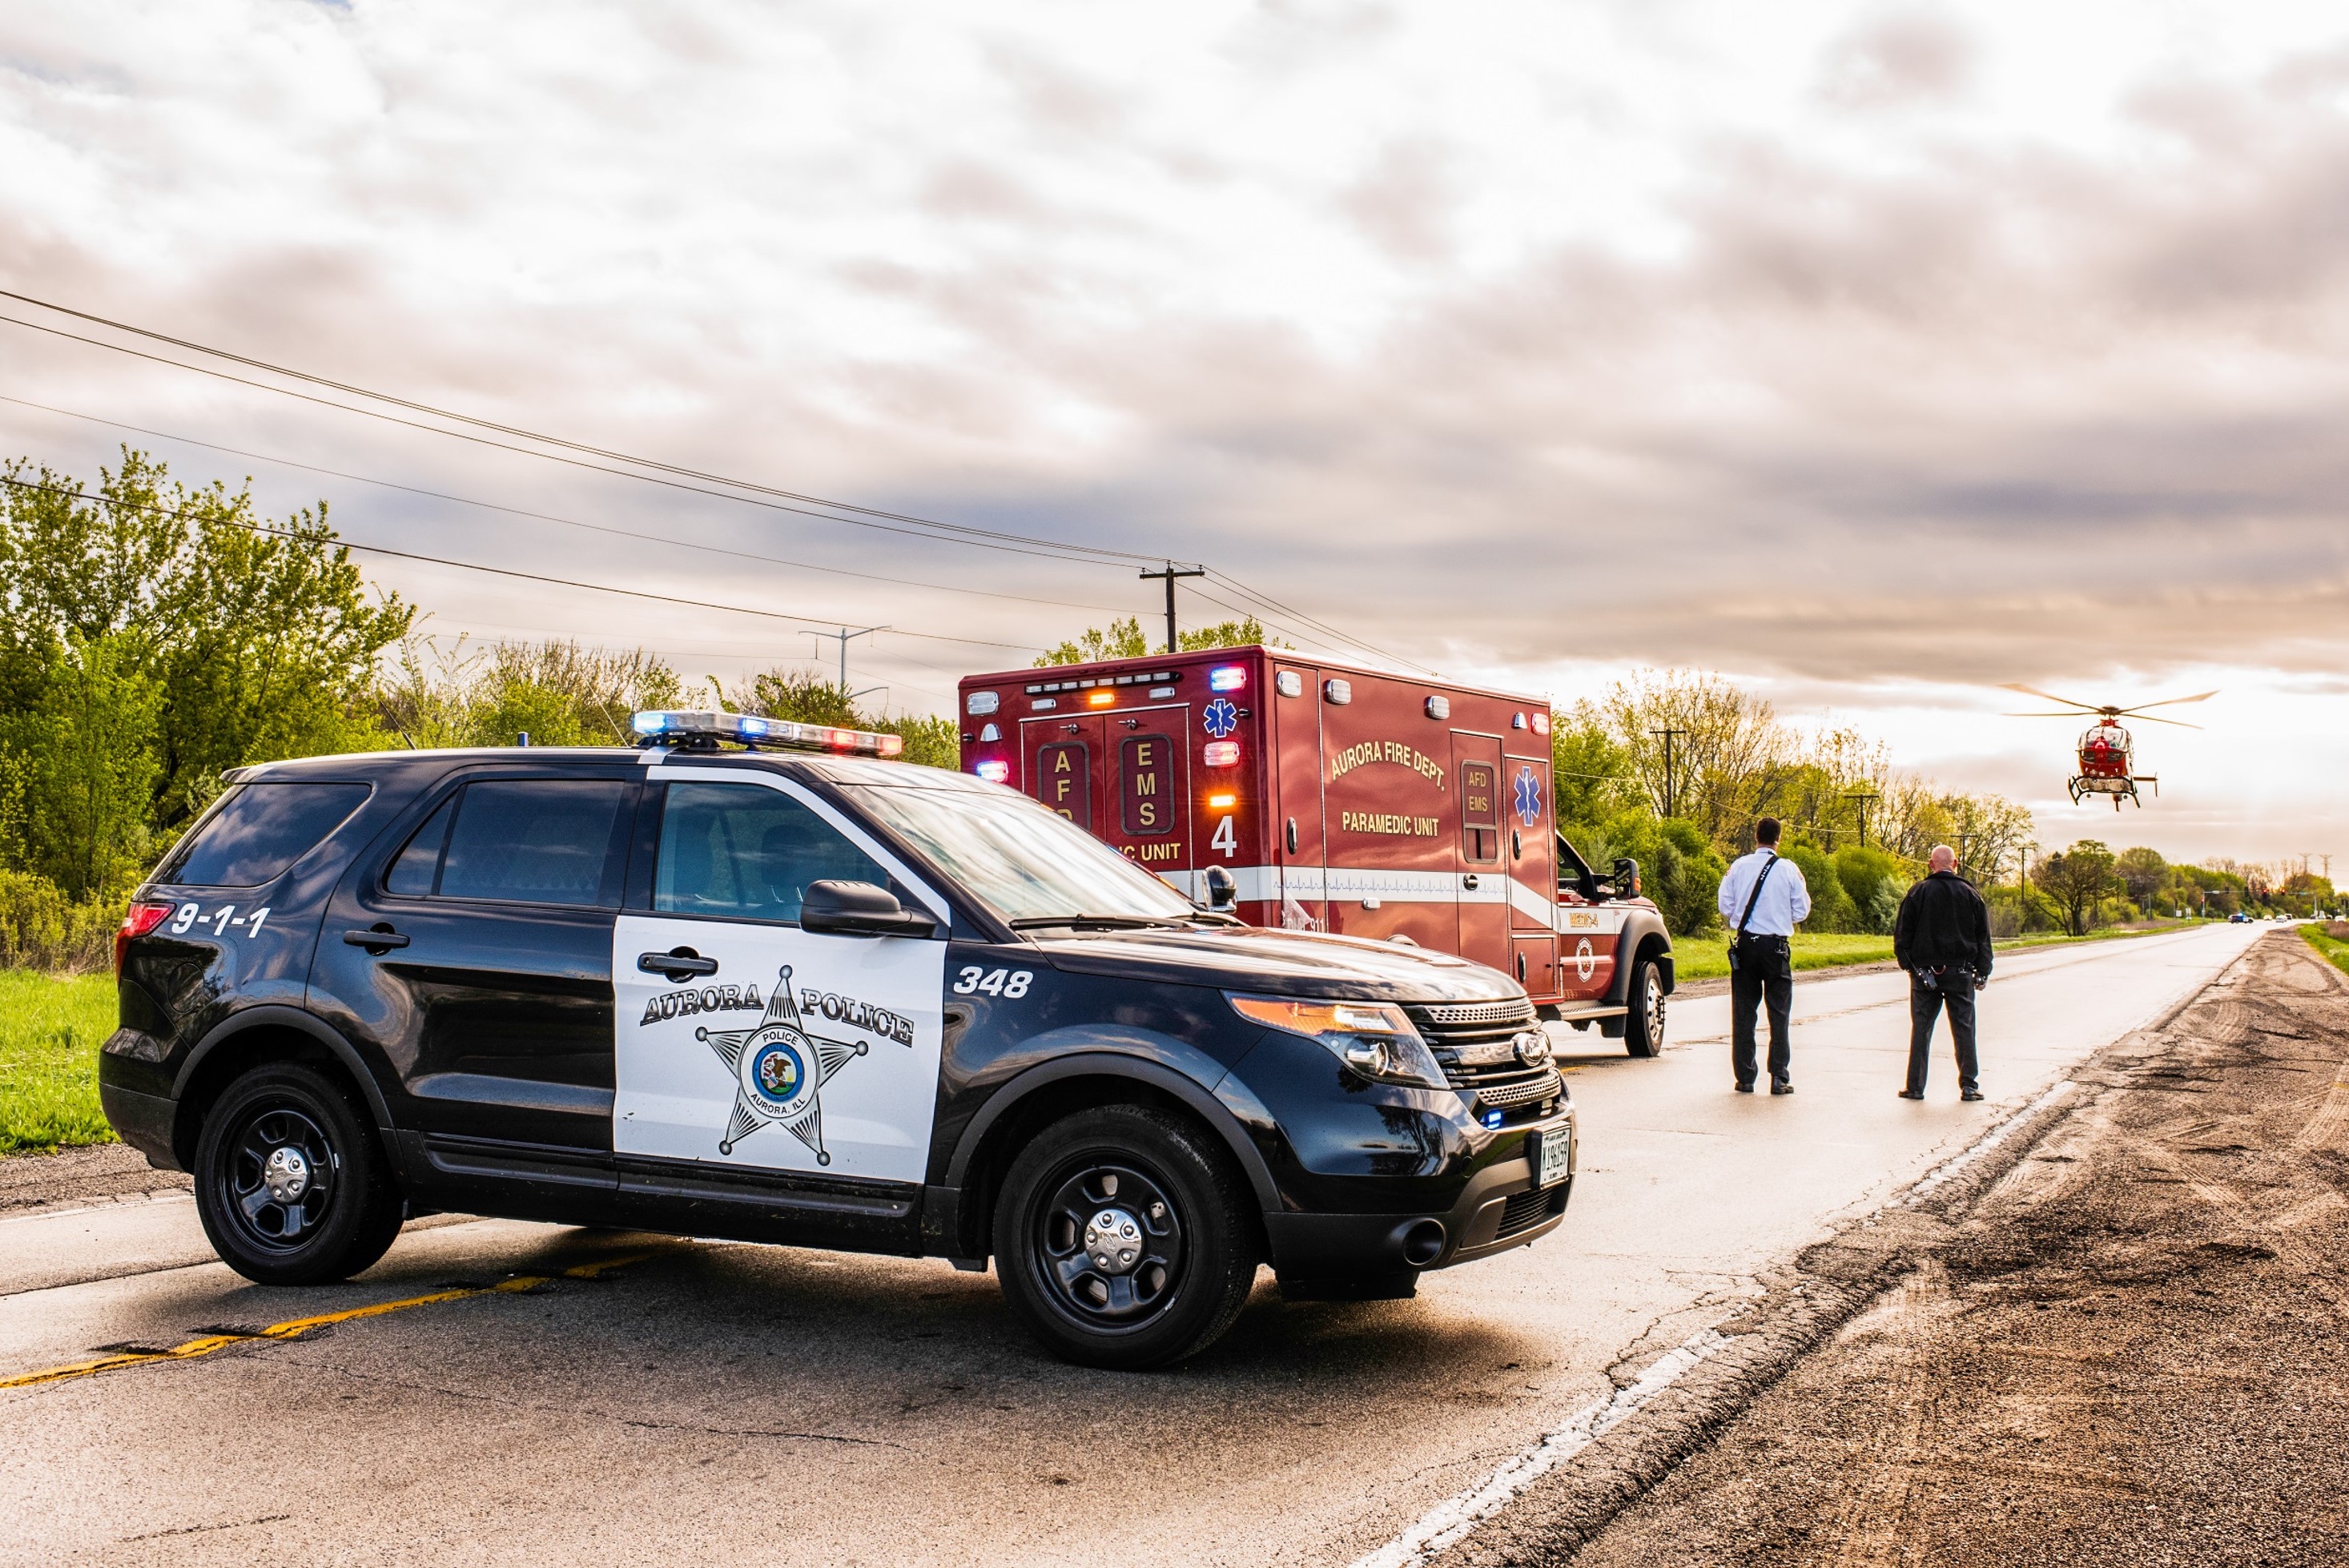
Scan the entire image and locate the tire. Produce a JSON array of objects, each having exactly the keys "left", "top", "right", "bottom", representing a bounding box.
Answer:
[
  {"left": 193, "top": 1062, "right": 405, "bottom": 1286},
  {"left": 993, "top": 1104, "right": 1260, "bottom": 1370},
  {"left": 1623, "top": 954, "right": 1666, "bottom": 1059}
]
